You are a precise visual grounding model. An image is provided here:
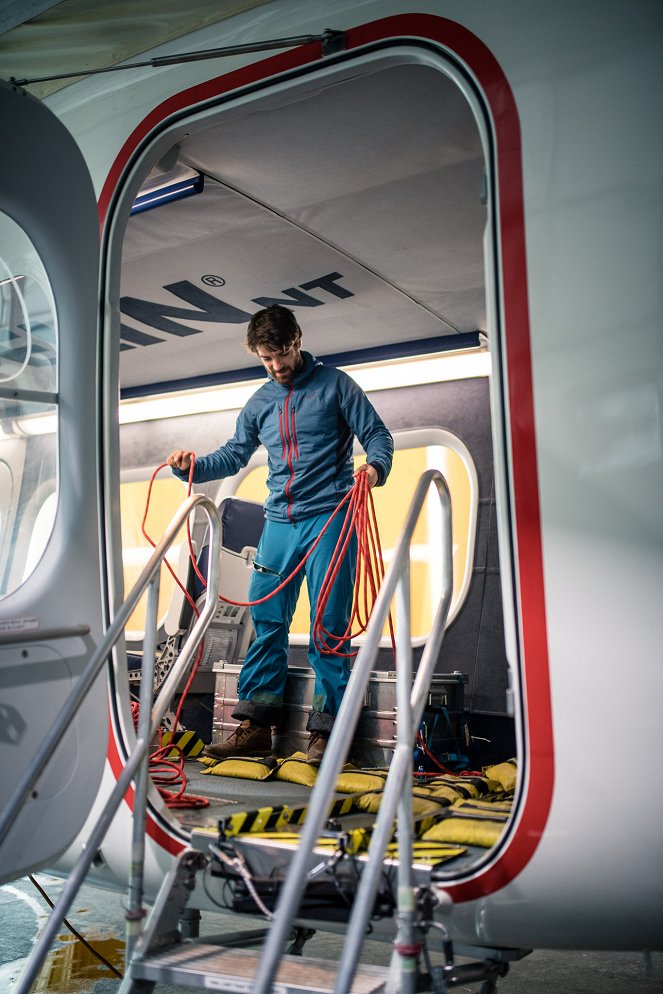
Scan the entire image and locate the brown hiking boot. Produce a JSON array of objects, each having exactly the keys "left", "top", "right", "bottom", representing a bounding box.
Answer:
[
  {"left": 307, "top": 730, "right": 329, "bottom": 764},
  {"left": 203, "top": 720, "right": 271, "bottom": 761}
]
